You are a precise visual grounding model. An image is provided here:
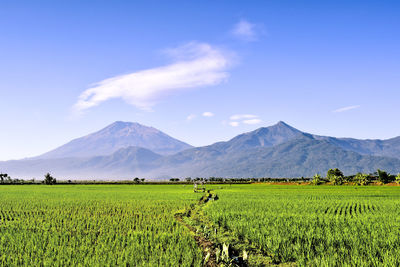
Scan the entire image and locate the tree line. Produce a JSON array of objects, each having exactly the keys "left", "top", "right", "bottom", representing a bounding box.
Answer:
[
  {"left": 312, "top": 168, "right": 400, "bottom": 185},
  {"left": 1, "top": 169, "right": 400, "bottom": 185},
  {"left": 0, "top": 173, "right": 56, "bottom": 185}
]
